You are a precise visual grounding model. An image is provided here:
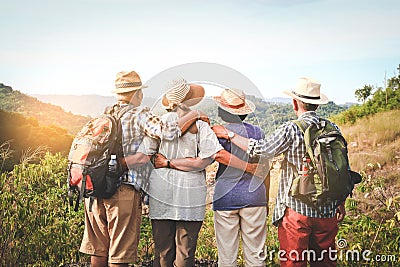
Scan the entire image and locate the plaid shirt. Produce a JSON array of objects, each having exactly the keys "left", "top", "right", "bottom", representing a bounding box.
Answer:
[
  {"left": 120, "top": 104, "right": 180, "bottom": 189},
  {"left": 247, "top": 111, "right": 340, "bottom": 226}
]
